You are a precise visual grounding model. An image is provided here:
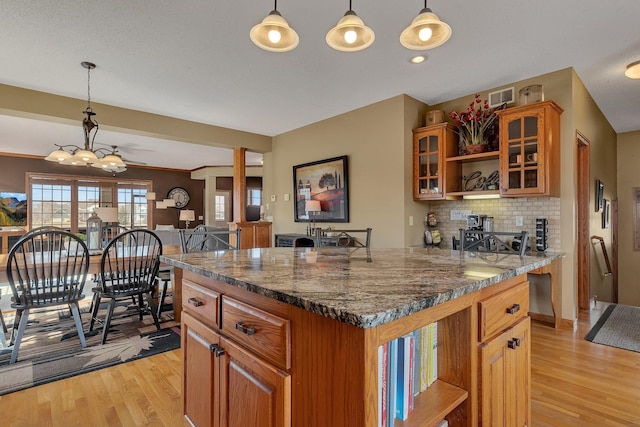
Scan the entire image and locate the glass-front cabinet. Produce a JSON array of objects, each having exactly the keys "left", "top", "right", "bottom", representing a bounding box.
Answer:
[
  {"left": 497, "top": 101, "right": 563, "bottom": 197},
  {"left": 413, "top": 123, "right": 459, "bottom": 200}
]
